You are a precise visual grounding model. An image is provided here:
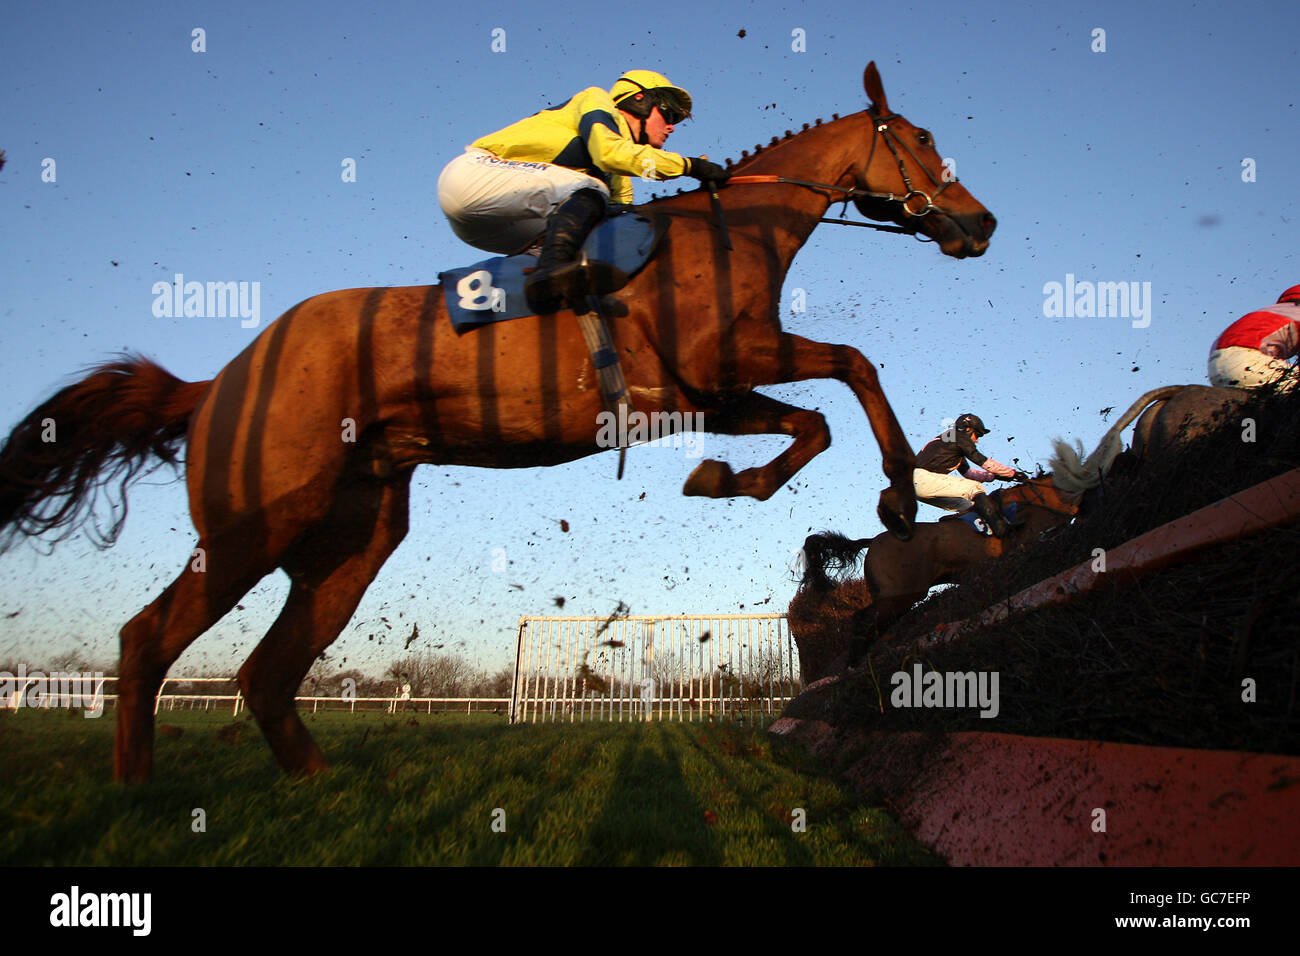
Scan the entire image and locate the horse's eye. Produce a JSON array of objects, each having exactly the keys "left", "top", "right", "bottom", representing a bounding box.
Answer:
[{"left": 916, "top": 130, "right": 932, "bottom": 147}]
